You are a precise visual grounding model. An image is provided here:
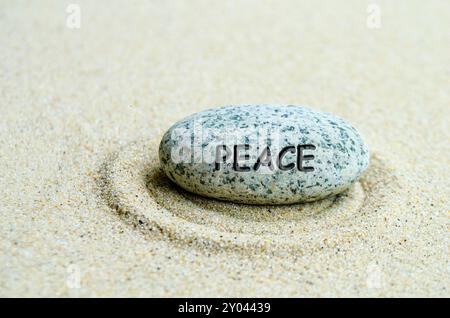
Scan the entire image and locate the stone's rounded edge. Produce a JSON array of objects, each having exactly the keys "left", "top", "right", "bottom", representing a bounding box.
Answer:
[
  {"left": 344, "top": 118, "right": 370, "bottom": 175},
  {"left": 158, "top": 131, "right": 171, "bottom": 182},
  {"left": 173, "top": 180, "right": 354, "bottom": 206},
  {"left": 158, "top": 104, "right": 371, "bottom": 205}
]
